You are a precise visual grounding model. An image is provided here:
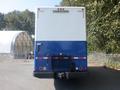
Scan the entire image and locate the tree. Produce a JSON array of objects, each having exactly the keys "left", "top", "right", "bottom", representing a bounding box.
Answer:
[
  {"left": 4, "top": 10, "right": 35, "bottom": 34},
  {"left": 0, "top": 13, "right": 5, "bottom": 30},
  {"left": 19, "top": 10, "right": 35, "bottom": 34},
  {"left": 4, "top": 11, "right": 21, "bottom": 30}
]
